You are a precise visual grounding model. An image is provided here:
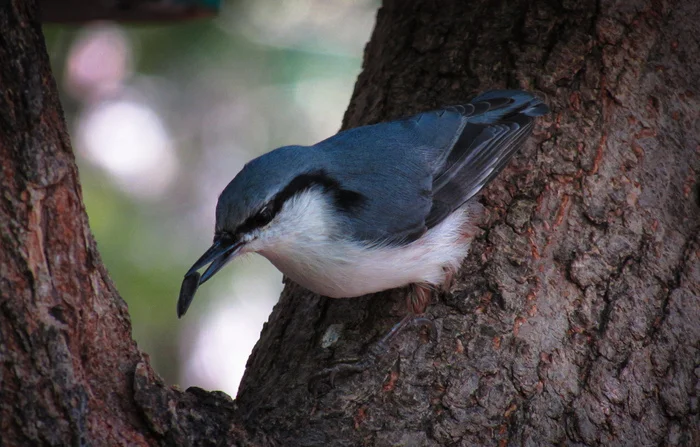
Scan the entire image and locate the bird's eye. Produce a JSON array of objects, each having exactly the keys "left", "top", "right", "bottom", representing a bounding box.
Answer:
[{"left": 256, "top": 206, "right": 274, "bottom": 226}]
